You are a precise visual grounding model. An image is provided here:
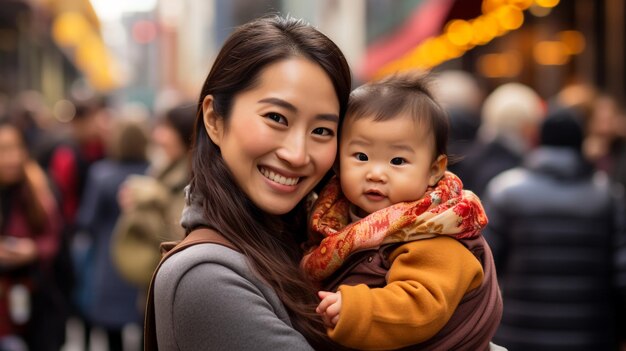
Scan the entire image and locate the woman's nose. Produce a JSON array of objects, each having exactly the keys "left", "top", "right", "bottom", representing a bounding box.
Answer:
[{"left": 276, "top": 133, "right": 310, "bottom": 168}]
